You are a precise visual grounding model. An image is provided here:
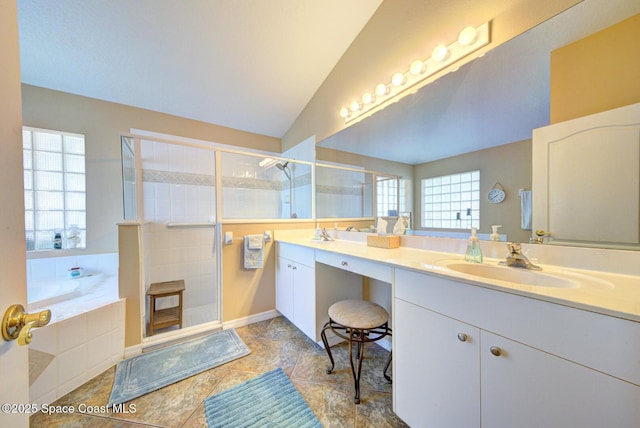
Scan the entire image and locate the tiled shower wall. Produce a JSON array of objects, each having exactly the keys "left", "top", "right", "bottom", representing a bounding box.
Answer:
[
  {"left": 141, "top": 140, "right": 218, "bottom": 329},
  {"left": 220, "top": 152, "right": 311, "bottom": 219}
]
